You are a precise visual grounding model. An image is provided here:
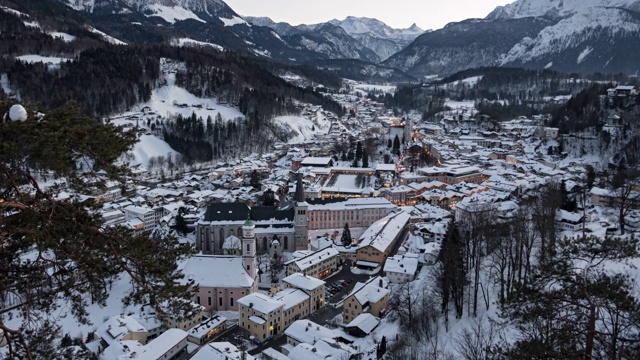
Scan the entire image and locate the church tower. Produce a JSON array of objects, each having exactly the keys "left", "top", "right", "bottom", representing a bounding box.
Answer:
[
  {"left": 293, "top": 172, "right": 309, "bottom": 250},
  {"left": 242, "top": 217, "right": 258, "bottom": 293}
]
